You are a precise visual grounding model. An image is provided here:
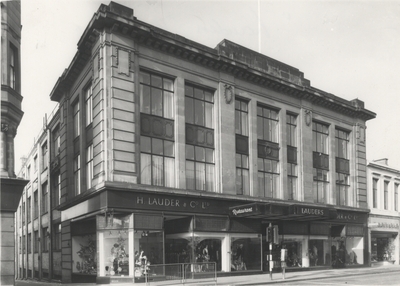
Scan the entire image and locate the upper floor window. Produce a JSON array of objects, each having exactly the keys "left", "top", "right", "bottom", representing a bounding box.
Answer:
[
  {"left": 34, "top": 231, "right": 39, "bottom": 253},
  {"left": 34, "top": 156, "right": 38, "bottom": 173},
  {"left": 27, "top": 196, "right": 31, "bottom": 222},
  {"left": 33, "top": 191, "right": 38, "bottom": 218},
  {"left": 27, "top": 233, "right": 32, "bottom": 253},
  {"left": 235, "top": 99, "right": 248, "bottom": 136},
  {"left": 186, "top": 145, "right": 215, "bottom": 192},
  {"left": 235, "top": 98, "right": 249, "bottom": 195},
  {"left": 257, "top": 106, "right": 278, "bottom": 143},
  {"left": 335, "top": 129, "right": 349, "bottom": 159},
  {"left": 86, "top": 145, "right": 93, "bottom": 190},
  {"left": 42, "top": 227, "right": 49, "bottom": 252},
  {"left": 53, "top": 224, "right": 61, "bottom": 251},
  {"left": 42, "top": 142, "right": 48, "bottom": 171},
  {"left": 73, "top": 101, "right": 80, "bottom": 138},
  {"left": 395, "top": 183, "right": 399, "bottom": 211},
  {"left": 74, "top": 155, "right": 81, "bottom": 195},
  {"left": 185, "top": 85, "right": 214, "bottom": 128},
  {"left": 22, "top": 202, "right": 25, "bottom": 225},
  {"left": 373, "top": 178, "right": 378, "bottom": 208},
  {"left": 384, "top": 181, "right": 389, "bottom": 210},
  {"left": 85, "top": 84, "right": 93, "bottom": 126},
  {"left": 313, "top": 122, "right": 329, "bottom": 154},
  {"left": 27, "top": 165, "right": 31, "bottom": 179},
  {"left": 141, "top": 136, "right": 175, "bottom": 188},
  {"left": 52, "top": 127, "right": 60, "bottom": 156},
  {"left": 42, "top": 182, "right": 48, "bottom": 214},
  {"left": 9, "top": 43, "right": 18, "bottom": 90},
  {"left": 140, "top": 71, "right": 174, "bottom": 119},
  {"left": 286, "top": 114, "right": 297, "bottom": 147},
  {"left": 336, "top": 173, "right": 350, "bottom": 206},
  {"left": 313, "top": 168, "right": 329, "bottom": 204},
  {"left": 258, "top": 158, "right": 280, "bottom": 198}
]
